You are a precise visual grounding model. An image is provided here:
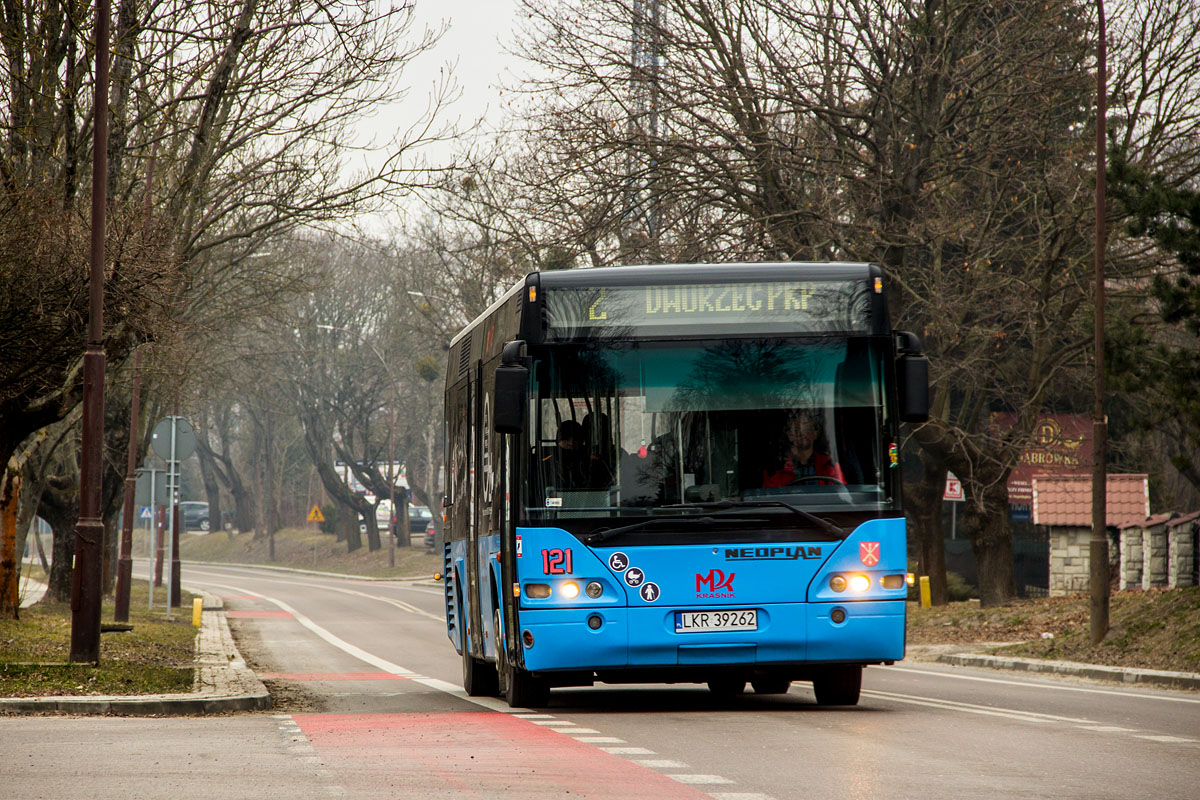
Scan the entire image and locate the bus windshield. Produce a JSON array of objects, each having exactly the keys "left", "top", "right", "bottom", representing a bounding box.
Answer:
[{"left": 526, "top": 337, "right": 896, "bottom": 524}]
